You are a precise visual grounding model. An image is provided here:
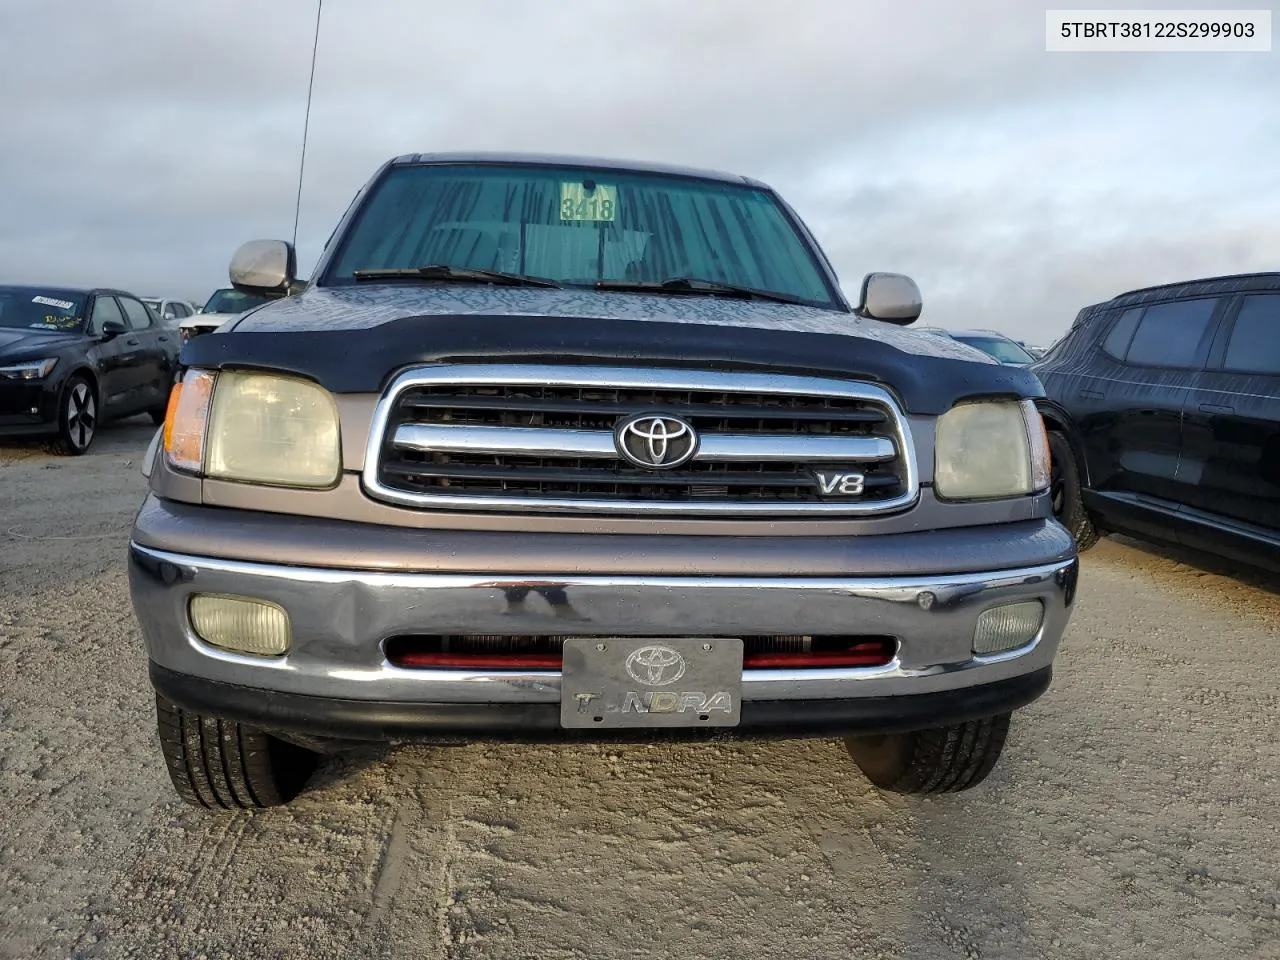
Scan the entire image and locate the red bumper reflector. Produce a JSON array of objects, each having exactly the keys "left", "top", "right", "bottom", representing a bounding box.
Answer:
[
  {"left": 743, "top": 642, "right": 895, "bottom": 669},
  {"left": 390, "top": 652, "right": 563, "bottom": 670},
  {"left": 389, "top": 641, "right": 895, "bottom": 671}
]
